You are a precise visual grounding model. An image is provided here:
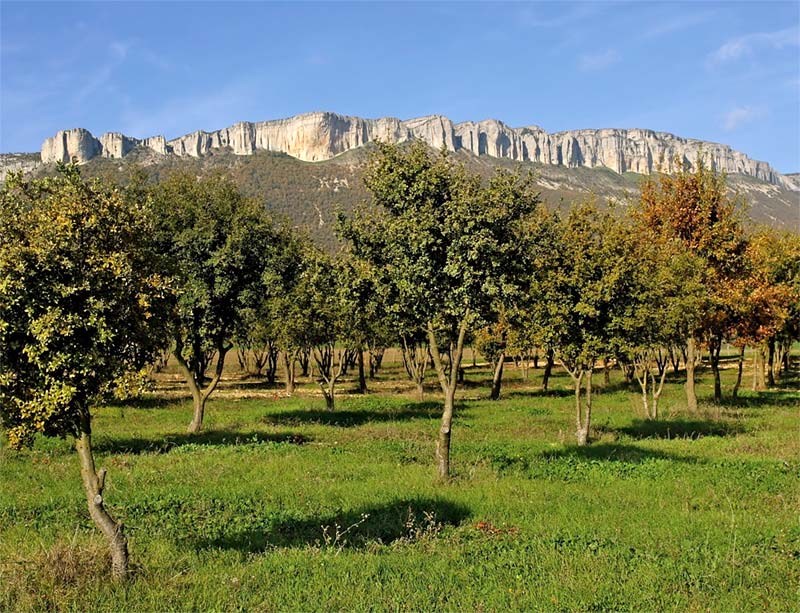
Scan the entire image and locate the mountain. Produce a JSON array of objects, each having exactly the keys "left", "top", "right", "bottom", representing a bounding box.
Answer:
[
  {"left": 1, "top": 112, "right": 797, "bottom": 245},
  {"left": 30, "top": 111, "right": 797, "bottom": 190}
]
